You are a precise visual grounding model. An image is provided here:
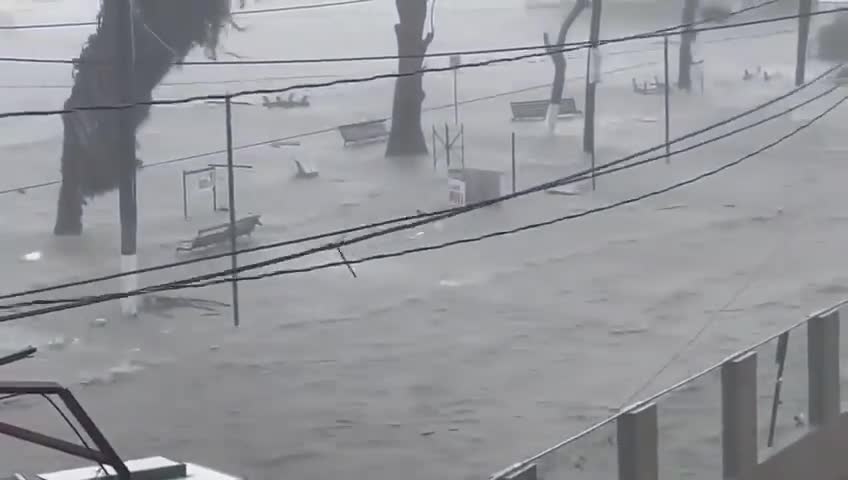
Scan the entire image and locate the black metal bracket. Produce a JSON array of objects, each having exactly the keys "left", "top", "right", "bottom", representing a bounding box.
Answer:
[{"left": 0, "top": 381, "right": 129, "bottom": 479}]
